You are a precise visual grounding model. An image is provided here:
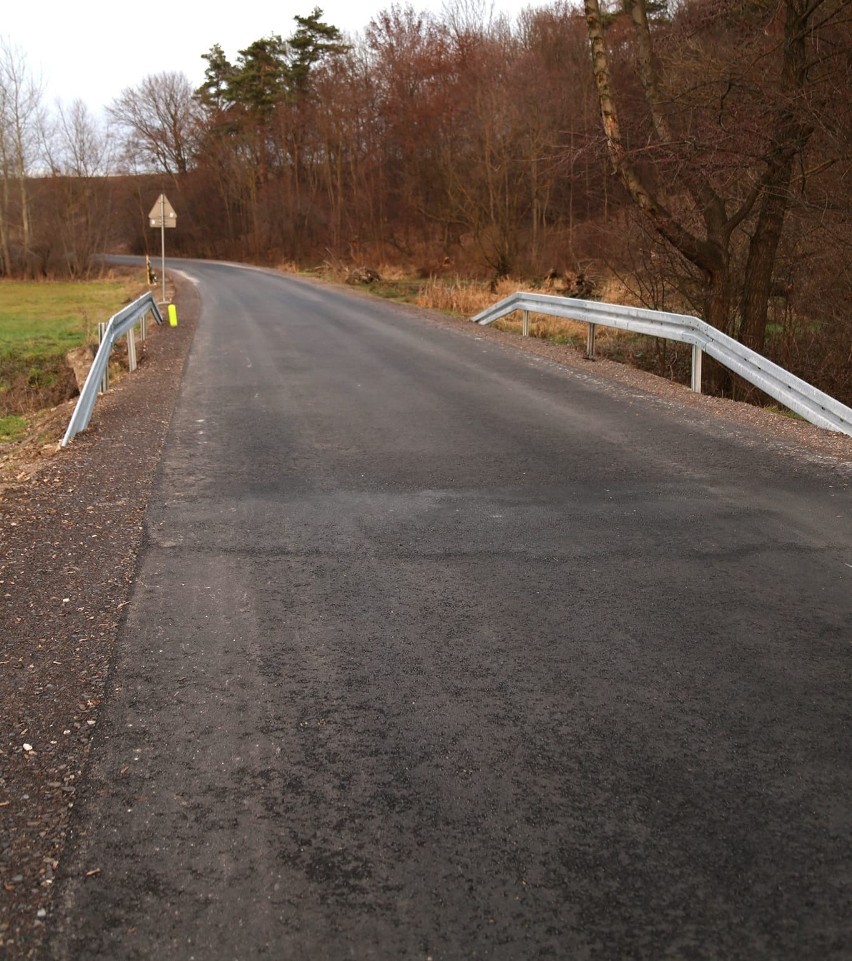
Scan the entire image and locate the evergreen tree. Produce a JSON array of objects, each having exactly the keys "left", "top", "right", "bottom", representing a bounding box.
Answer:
[{"left": 288, "top": 8, "right": 349, "bottom": 96}]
